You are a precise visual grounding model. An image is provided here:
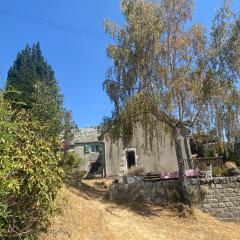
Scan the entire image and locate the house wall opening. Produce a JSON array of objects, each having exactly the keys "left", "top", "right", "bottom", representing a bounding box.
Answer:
[{"left": 126, "top": 151, "right": 136, "bottom": 169}]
